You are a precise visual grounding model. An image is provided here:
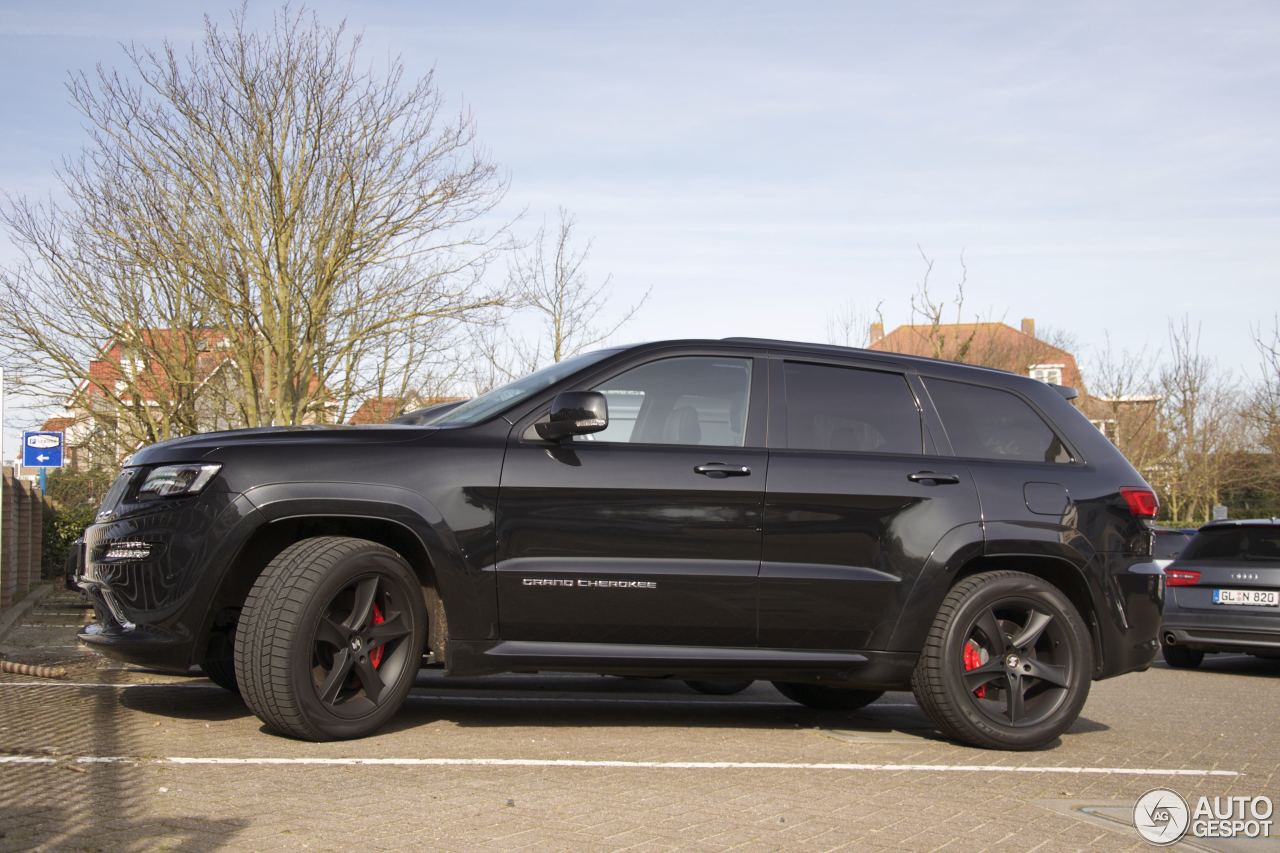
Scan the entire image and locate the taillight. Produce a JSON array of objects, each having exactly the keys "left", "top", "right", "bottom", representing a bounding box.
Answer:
[
  {"left": 1165, "top": 568, "right": 1201, "bottom": 587},
  {"left": 1120, "top": 487, "right": 1159, "bottom": 519}
]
